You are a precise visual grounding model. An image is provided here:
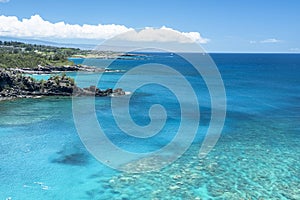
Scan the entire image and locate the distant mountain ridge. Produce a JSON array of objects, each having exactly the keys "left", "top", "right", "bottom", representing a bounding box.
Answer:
[
  {"left": 0, "top": 36, "right": 97, "bottom": 50},
  {"left": 0, "top": 37, "right": 140, "bottom": 52}
]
